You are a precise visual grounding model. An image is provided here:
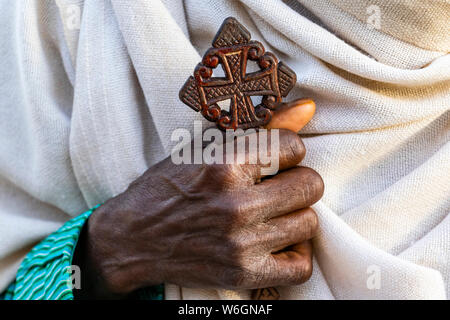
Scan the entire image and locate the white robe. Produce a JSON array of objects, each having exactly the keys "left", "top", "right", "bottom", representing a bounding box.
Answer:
[{"left": 0, "top": 0, "right": 449, "bottom": 299}]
